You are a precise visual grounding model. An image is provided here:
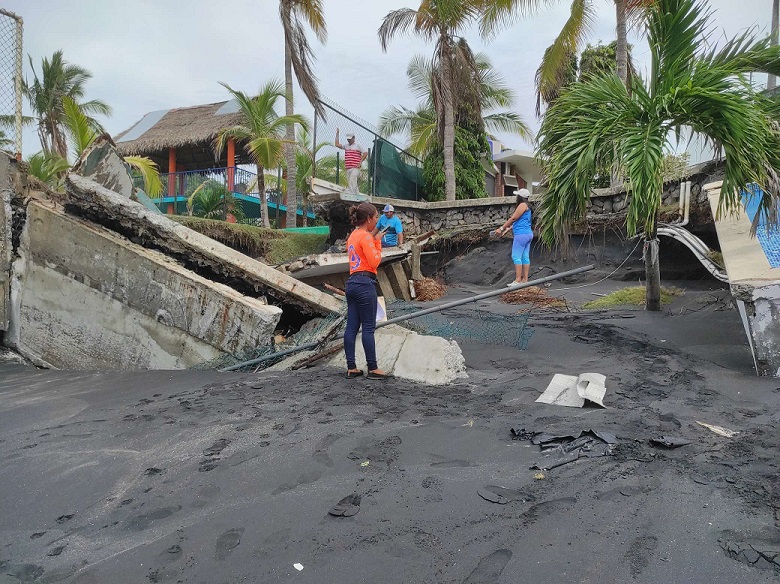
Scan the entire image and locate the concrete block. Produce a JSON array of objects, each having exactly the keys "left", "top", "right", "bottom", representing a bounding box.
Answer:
[
  {"left": 5, "top": 201, "right": 281, "bottom": 369},
  {"left": 392, "top": 333, "right": 467, "bottom": 385}
]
